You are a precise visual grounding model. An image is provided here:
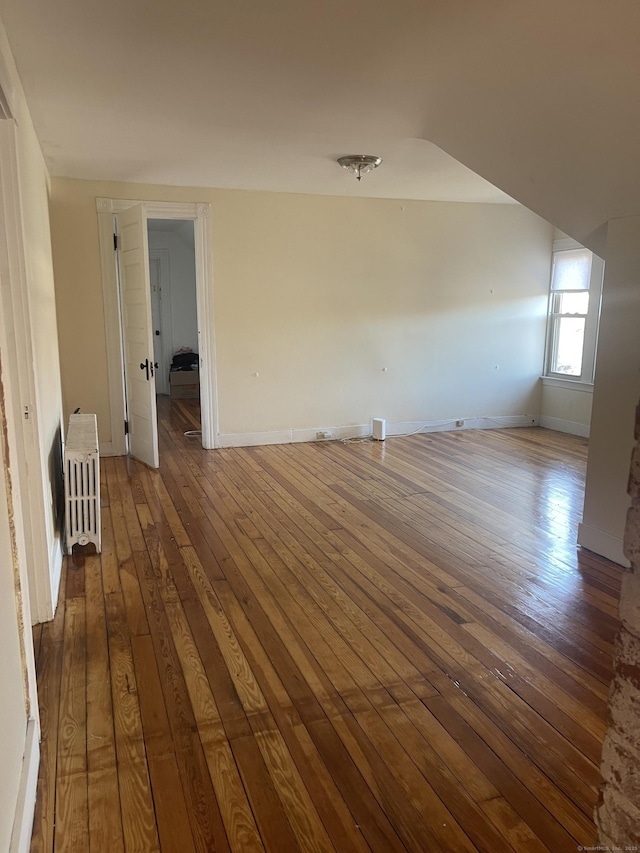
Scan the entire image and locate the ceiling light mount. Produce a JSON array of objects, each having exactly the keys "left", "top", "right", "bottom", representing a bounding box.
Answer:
[{"left": 338, "top": 154, "right": 382, "bottom": 181}]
